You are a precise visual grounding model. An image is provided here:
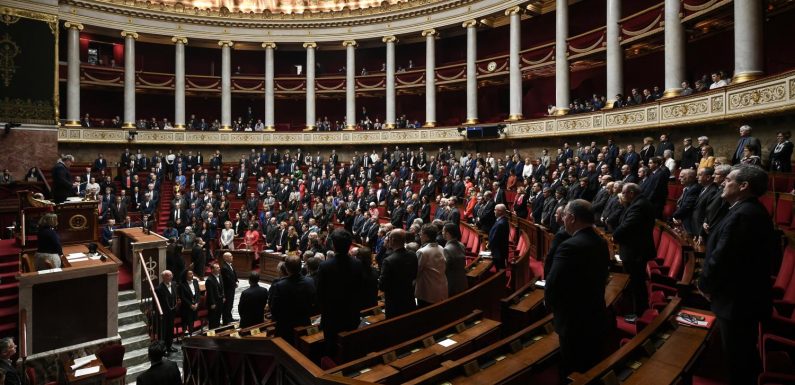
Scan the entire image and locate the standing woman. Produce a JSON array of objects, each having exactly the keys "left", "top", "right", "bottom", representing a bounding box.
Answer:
[
  {"left": 442, "top": 223, "right": 468, "bottom": 297},
  {"left": 286, "top": 226, "right": 300, "bottom": 254},
  {"left": 179, "top": 269, "right": 202, "bottom": 336},
  {"left": 639, "top": 137, "right": 655, "bottom": 166},
  {"left": 244, "top": 223, "right": 261, "bottom": 254},
  {"left": 220, "top": 221, "right": 235, "bottom": 250},
  {"left": 769, "top": 131, "right": 793, "bottom": 172},
  {"left": 35, "top": 213, "right": 62, "bottom": 270}
]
